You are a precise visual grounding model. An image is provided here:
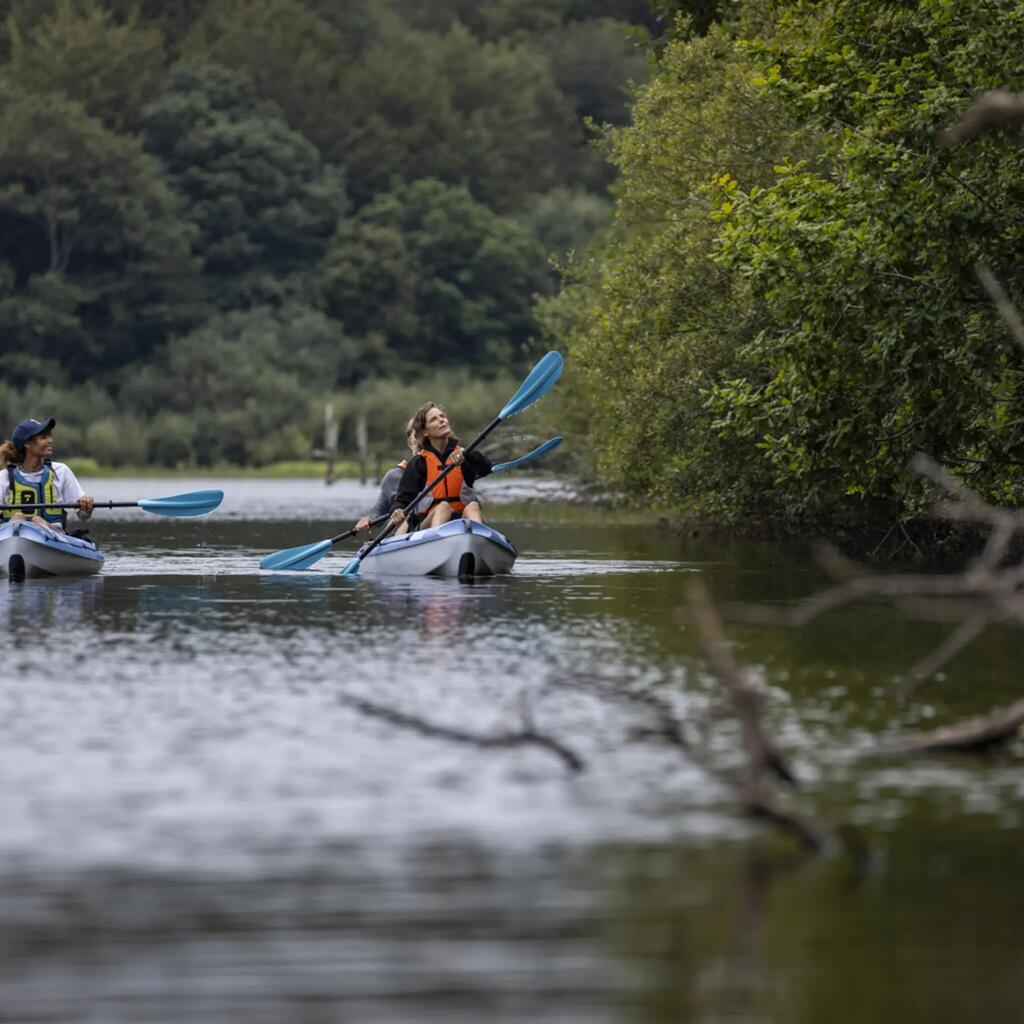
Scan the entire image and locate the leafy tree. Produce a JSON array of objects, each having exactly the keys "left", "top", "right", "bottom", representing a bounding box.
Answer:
[
  {"left": 0, "top": 82, "right": 199, "bottom": 384},
  {"left": 141, "top": 61, "right": 347, "bottom": 311},
  {"left": 552, "top": 0, "right": 1024, "bottom": 525},
  {"left": 521, "top": 187, "right": 611, "bottom": 261},
  {"left": 2, "top": 0, "right": 165, "bottom": 130},
  {"left": 317, "top": 178, "right": 552, "bottom": 367},
  {"left": 118, "top": 305, "right": 356, "bottom": 465},
  {"left": 539, "top": 18, "right": 649, "bottom": 126},
  {"left": 339, "top": 23, "right": 578, "bottom": 210},
  {"left": 182, "top": 0, "right": 351, "bottom": 165},
  {"left": 544, "top": 11, "right": 807, "bottom": 515},
  {"left": 710, "top": 0, "right": 1024, "bottom": 516}
]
